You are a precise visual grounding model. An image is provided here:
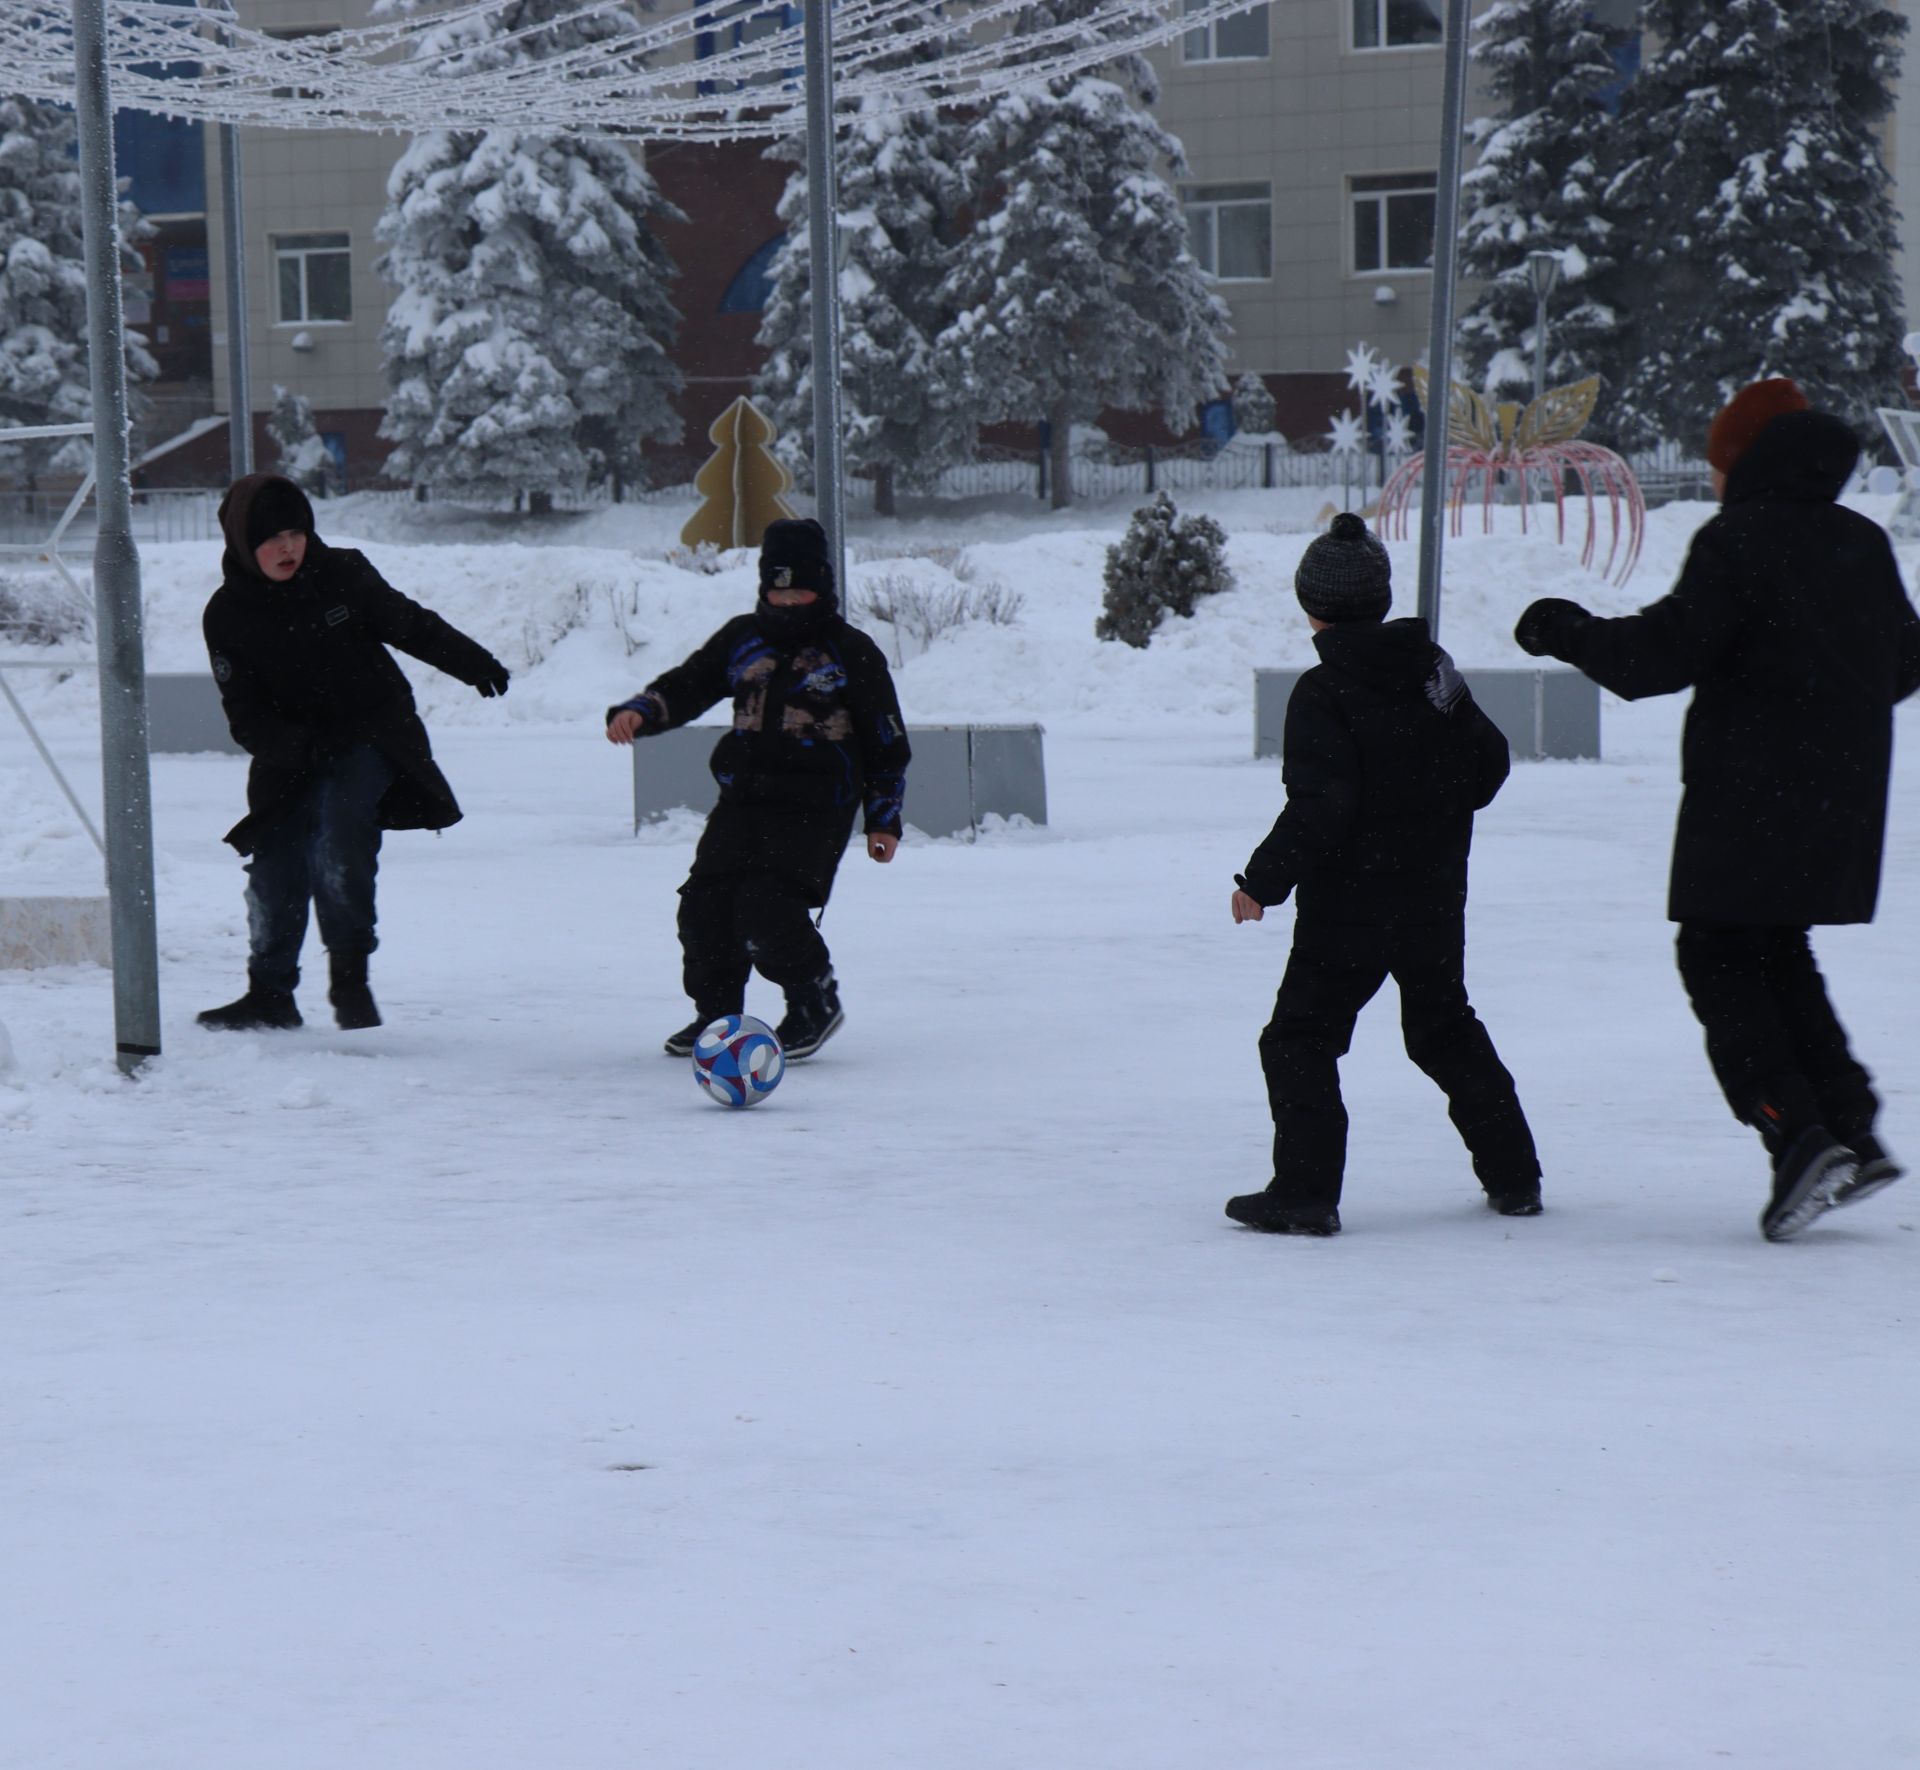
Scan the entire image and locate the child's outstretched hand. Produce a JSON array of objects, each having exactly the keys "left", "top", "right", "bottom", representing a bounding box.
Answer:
[
  {"left": 867, "top": 833, "right": 899, "bottom": 863},
  {"left": 1231, "top": 889, "right": 1264, "bottom": 924},
  {"left": 606, "top": 709, "right": 645, "bottom": 744}
]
